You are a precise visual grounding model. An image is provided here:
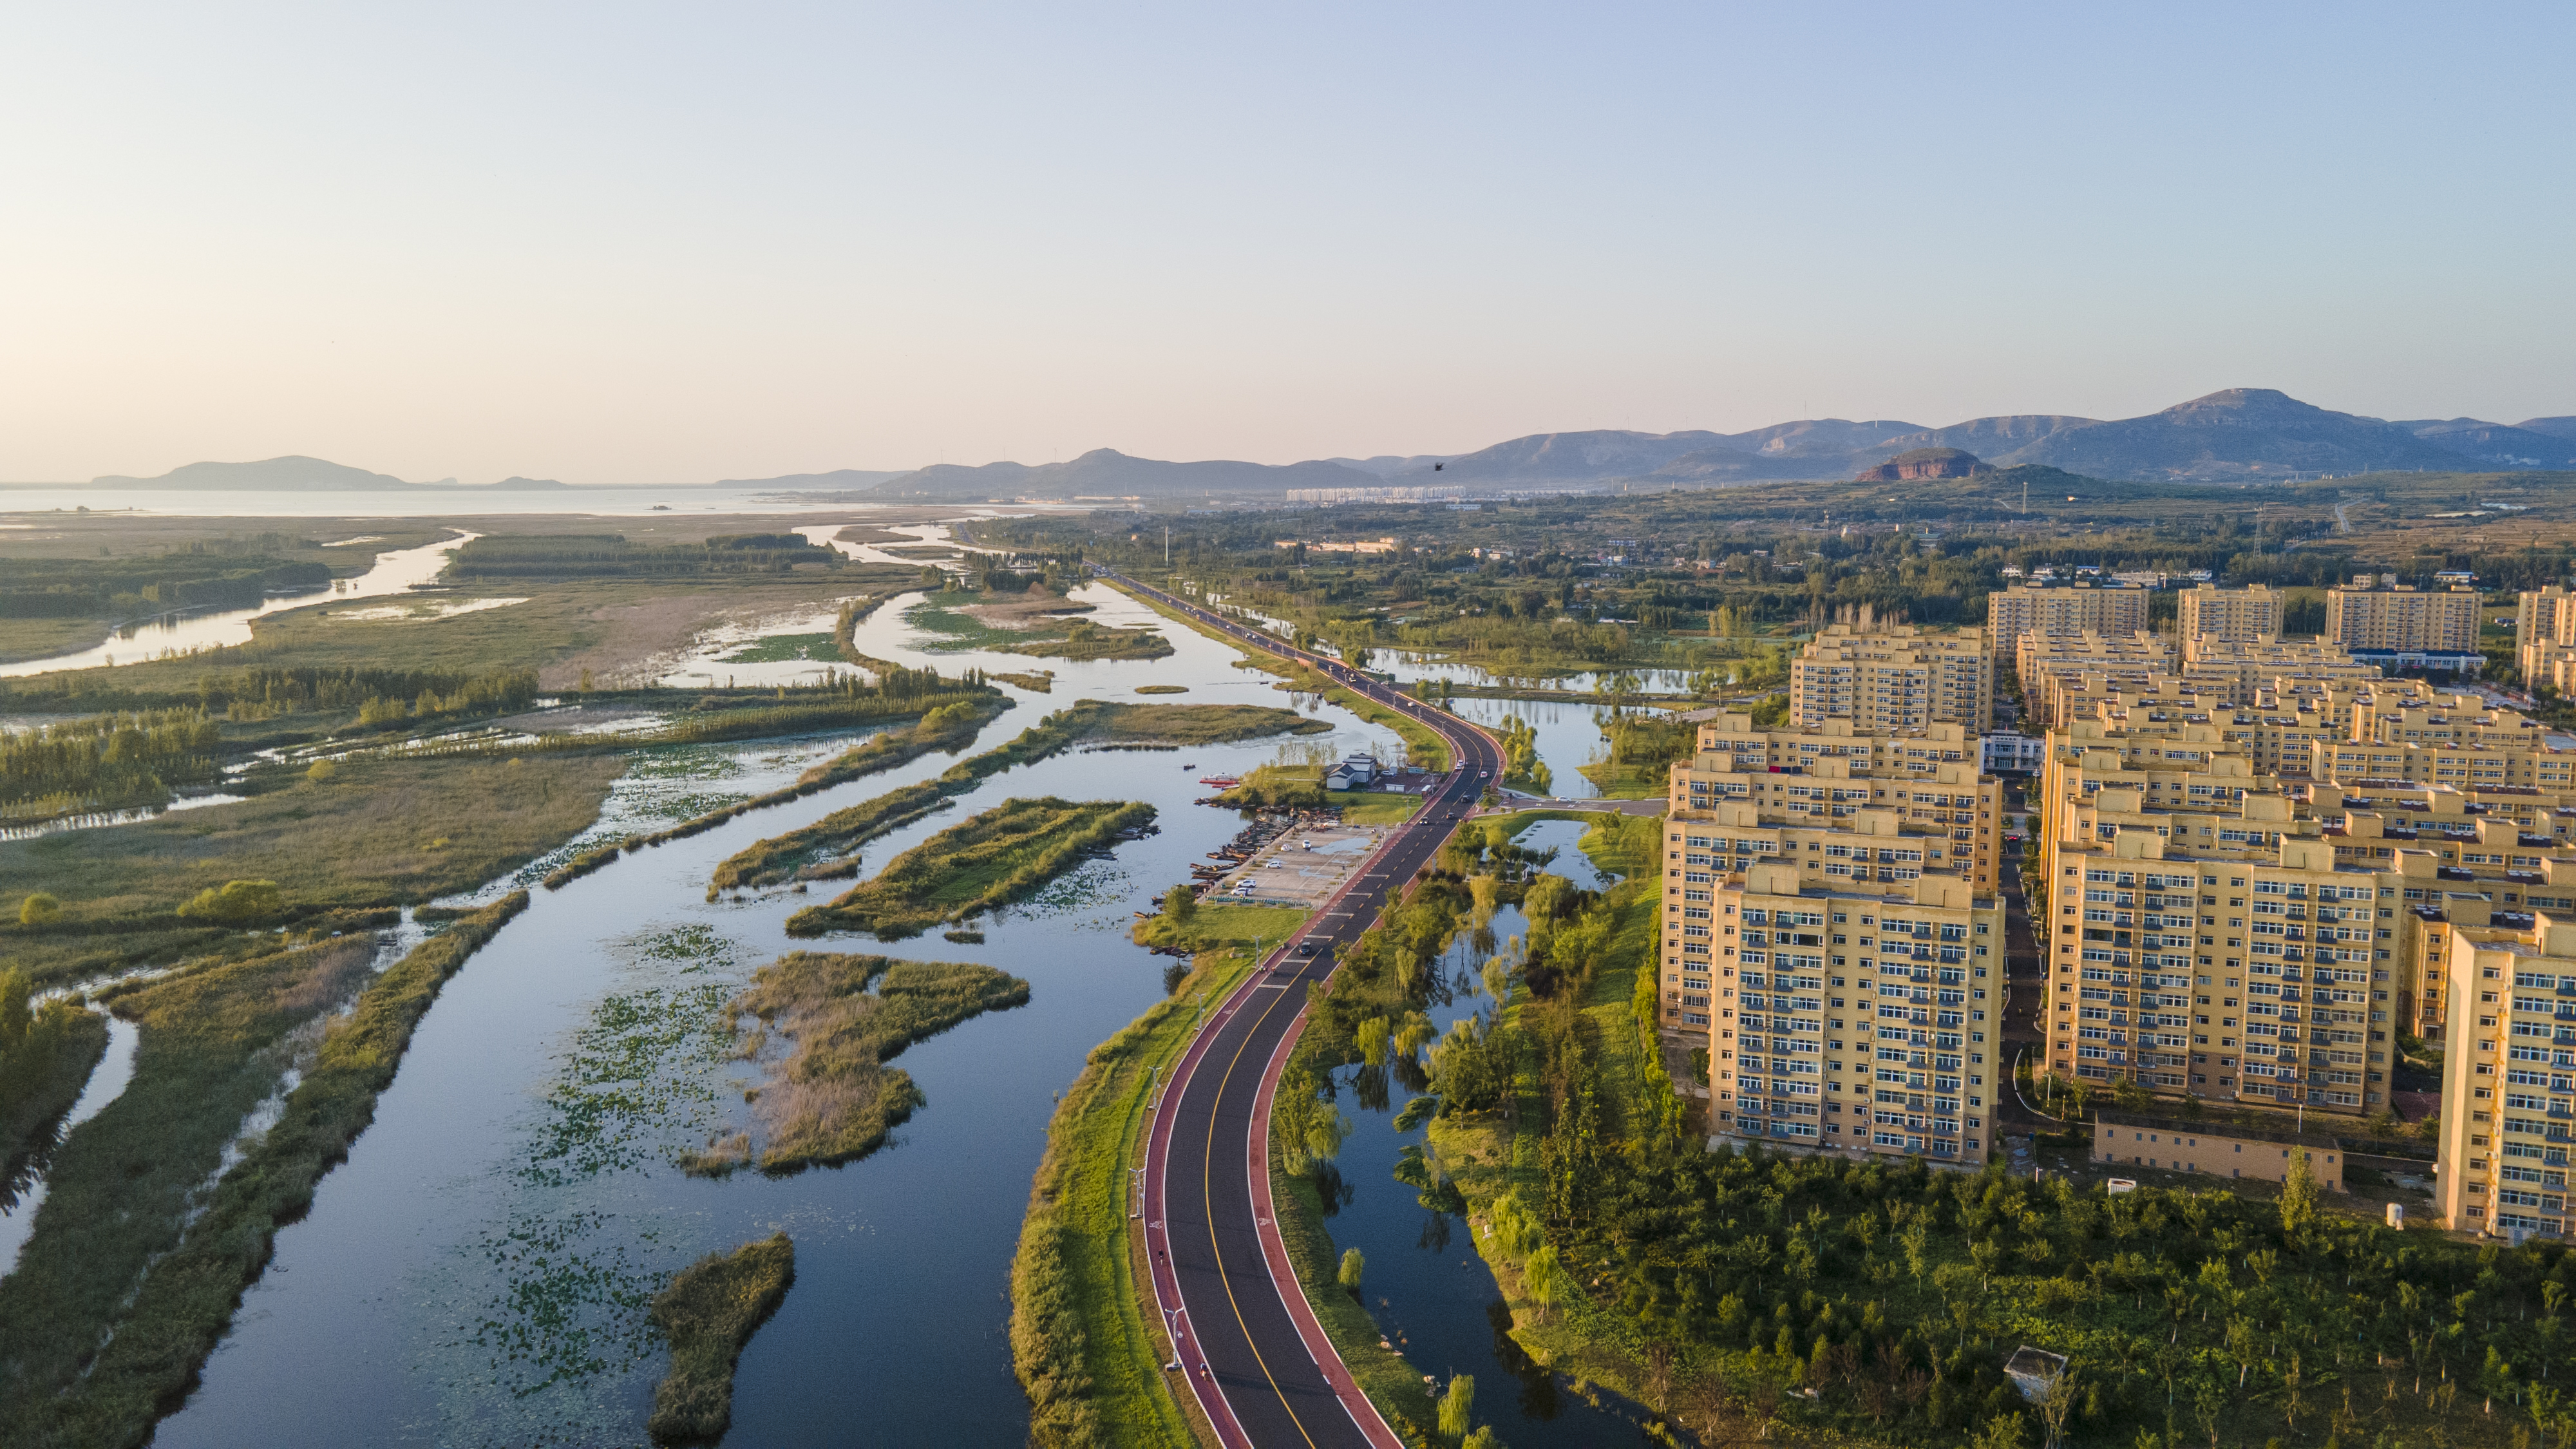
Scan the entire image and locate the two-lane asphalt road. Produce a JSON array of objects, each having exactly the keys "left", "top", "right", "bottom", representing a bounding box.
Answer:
[{"left": 1111, "top": 571, "right": 1503, "bottom": 1449}]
